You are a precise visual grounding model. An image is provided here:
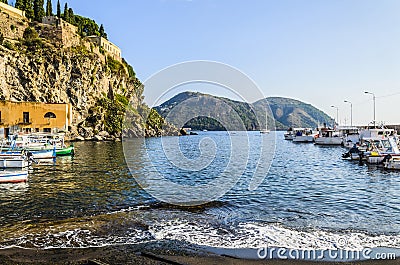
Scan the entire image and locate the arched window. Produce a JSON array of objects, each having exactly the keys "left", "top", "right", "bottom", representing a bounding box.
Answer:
[{"left": 44, "top": 112, "right": 56, "bottom": 118}]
